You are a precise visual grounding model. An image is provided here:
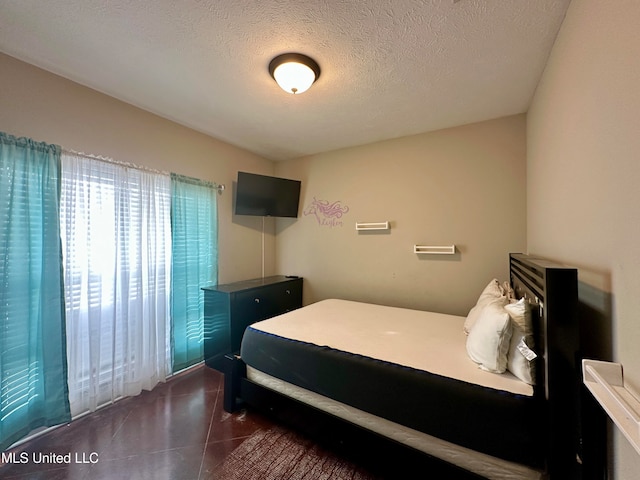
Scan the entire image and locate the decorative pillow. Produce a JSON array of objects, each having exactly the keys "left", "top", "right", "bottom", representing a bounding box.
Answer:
[
  {"left": 463, "top": 279, "right": 506, "bottom": 335},
  {"left": 505, "top": 298, "right": 536, "bottom": 384},
  {"left": 466, "top": 301, "right": 513, "bottom": 373}
]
